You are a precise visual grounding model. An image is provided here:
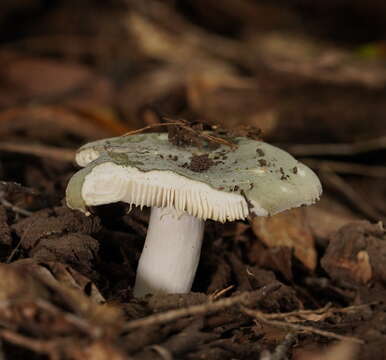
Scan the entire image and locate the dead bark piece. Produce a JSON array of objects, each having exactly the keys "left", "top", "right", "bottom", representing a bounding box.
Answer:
[
  {"left": 252, "top": 208, "right": 317, "bottom": 272},
  {"left": 322, "top": 221, "right": 386, "bottom": 285}
]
